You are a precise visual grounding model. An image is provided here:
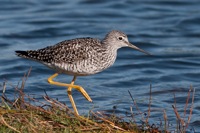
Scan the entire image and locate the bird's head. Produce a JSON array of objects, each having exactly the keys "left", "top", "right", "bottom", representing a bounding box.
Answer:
[{"left": 103, "top": 30, "right": 151, "bottom": 55}]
